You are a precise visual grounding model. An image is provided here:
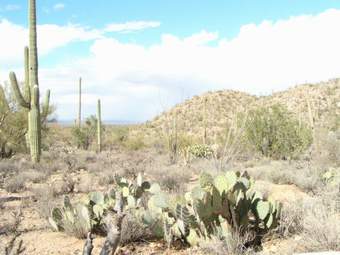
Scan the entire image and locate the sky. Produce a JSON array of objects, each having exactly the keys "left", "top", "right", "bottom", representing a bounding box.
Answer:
[{"left": 1, "top": 1, "right": 340, "bottom": 122}]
